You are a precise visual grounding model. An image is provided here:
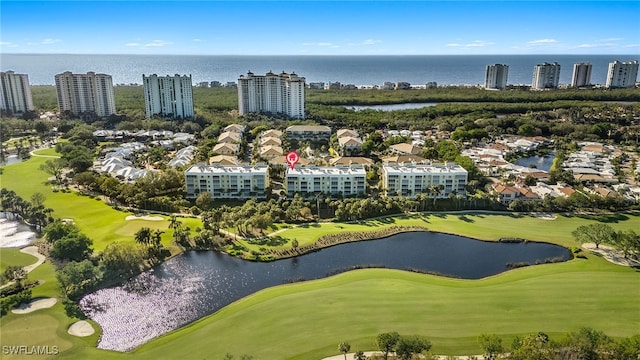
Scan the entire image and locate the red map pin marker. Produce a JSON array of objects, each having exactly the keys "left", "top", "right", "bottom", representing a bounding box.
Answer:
[{"left": 286, "top": 150, "right": 300, "bottom": 170}]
